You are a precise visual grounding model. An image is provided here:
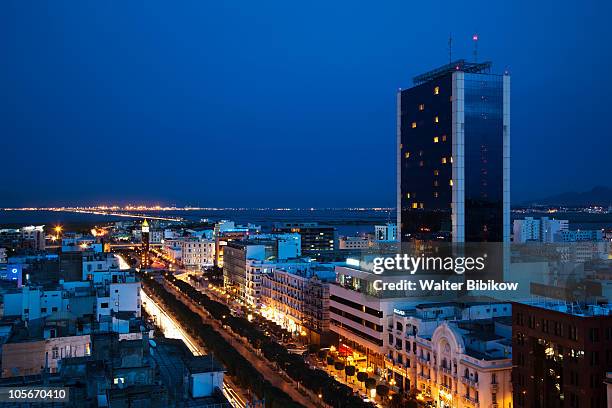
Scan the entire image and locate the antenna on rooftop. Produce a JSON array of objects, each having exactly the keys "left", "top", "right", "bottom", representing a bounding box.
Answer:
[{"left": 472, "top": 34, "right": 479, "bottom": 62}]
